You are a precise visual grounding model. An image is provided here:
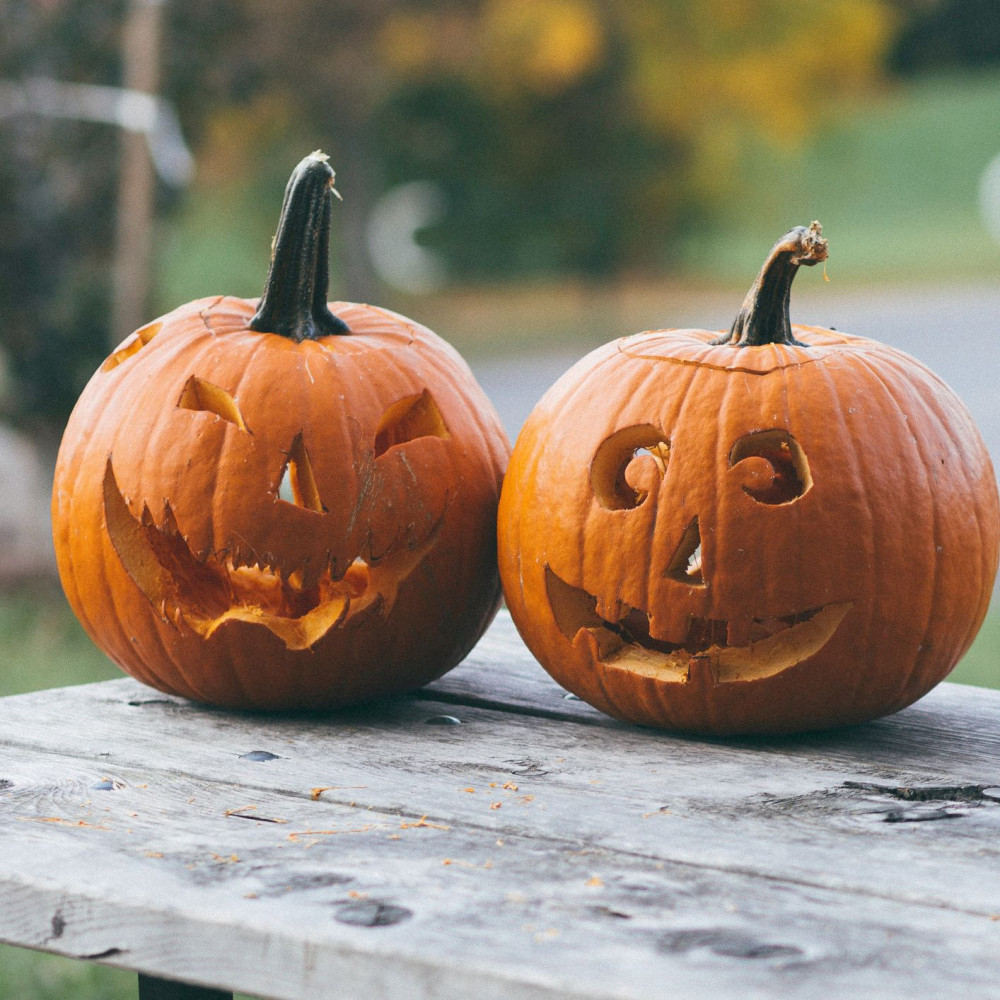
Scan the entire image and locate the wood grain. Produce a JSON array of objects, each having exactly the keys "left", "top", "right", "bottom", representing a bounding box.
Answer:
[{"left": 1, "top": 612, "right": 998, "bottom": 999}]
